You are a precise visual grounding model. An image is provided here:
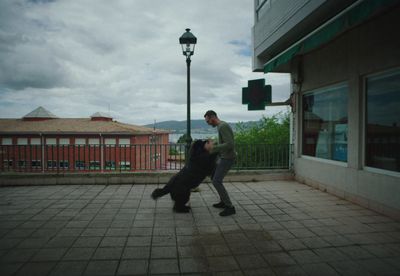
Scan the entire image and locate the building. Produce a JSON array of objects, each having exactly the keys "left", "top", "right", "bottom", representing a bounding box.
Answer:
[
  {"left": 252, "top": 0, "right": 400, "bottom": 217},
  {"left": 0, "top": 106, "right": 170, "bottom": 172}
]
